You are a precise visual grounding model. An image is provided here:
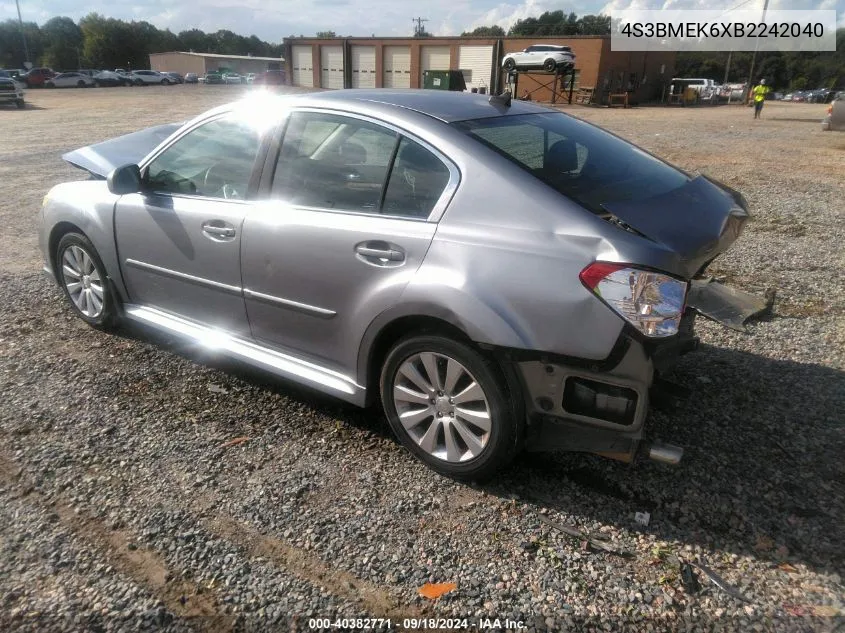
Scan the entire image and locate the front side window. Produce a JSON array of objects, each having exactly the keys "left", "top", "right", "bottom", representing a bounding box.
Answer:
[
  {"left": 272, "top": 112, "right": 452, "bottom": 218},
  {"left": 145, "top": 115, "right": 261, "bottom": 200},
  {"left": 453, "top": 113, "right": 688, "bottom": 214}
]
